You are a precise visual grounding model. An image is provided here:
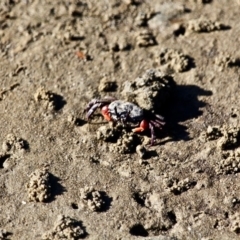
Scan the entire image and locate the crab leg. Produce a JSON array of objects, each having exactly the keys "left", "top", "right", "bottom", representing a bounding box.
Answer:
[
  {"left": 155, "top": 114, "right": 164, "bottom": 121},
  {"left": 150, "top": 120, "right": 163, "bottom": 129},
  {"left": 149, "top": 122, "right": 156, "bottom": 145},
  {"left": 122, "top": 110, "right": 131, "bottom": 124},
  {"left": 114, "top": 106, "right": 120, "bottom": 120},
  {"left": 152, "top": 119, "right": 165, "bottom": 127},
  {"left": 155, "top": 118, "right": 165, "bottom": 124},
  {"left": 154, "top": 117, "right": 165, "bottom": 126}
]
